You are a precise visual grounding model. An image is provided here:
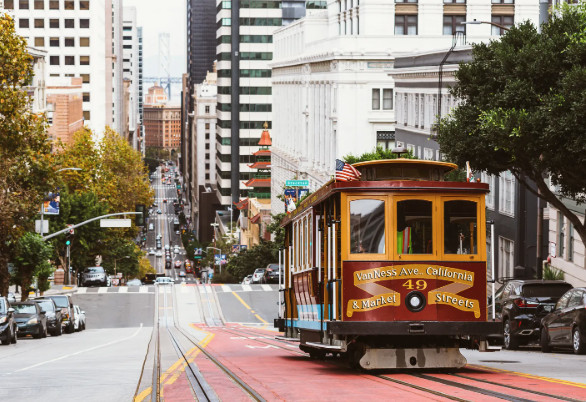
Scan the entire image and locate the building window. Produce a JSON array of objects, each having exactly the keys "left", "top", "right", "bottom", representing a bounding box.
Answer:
[
  {"left": 498, "top": 236, "right": 514, "bottom": 279},
  {"left": 568, "top": 222, "right": 574, "bottom": 262},
  {"left": 80, "top": 56, "right": 90, "bottom": 65},
  {"left": 491, "top": 15, "right": 513, "bottom": 35},
  {"left": 64, "top": 0, "right": 74, "bottom": 9},
  {"left": 83, "top": 110, "right": 90, "bottom": 120},
  {"left": 49, "top": 19, "right": 59, "bottom": 28},
  {"left": 443, "top": 15, "right": 466, "bottom": 35},
  {"left": 492, "top": 0, "right": 514, "bottom": 3},
  {"left": 34, "top": 37, "right": 45, "bottom": 47},
  {"left": 205, "top": 123, "right": 210, "bottom": 129},
  {"left": 371, "top": 89, "right": 380, "bottom": 110},
  {"left": 444, "top": 0, "right": 466, "bottom": 2},
  {"left": 205, "top": 106, "right": 210, "bottom": 114},
  {"left": 19, "top": 19, "right": 29, "bottom": 28},
  {"left": 423, "top": 148, "right": 433, "bottom": 160},
  {"left": 34, "top": 18, "right": 44, "bottom": 28},
  {"left": 83, "top": 92, "right": 90, "bottom": 102},
  {"left": 34, "top": 0, "right": 44, "bottom": 9},
  {"left": 49, "top": 0, "right": 58, "bottom": 9},
  {"left": 64, "top": 56, "right": 74, "bottom": 65},
  {"left": 395, "top": 15, "right": 417, "bottom": 35},
  {"left": 80, "top": 1, "right": 89, "bottom": 10},
  {"left": 80, "top": 19, "right": 90, "bottom": 28},
  {"left": 558, "top": 212, "right": 565, "bottom": 259},
  {"left": 395, "top": 0, "right": 417, "bottom": 2},
  {"left": 383, "top": 89, "right": 393, "bottom": 110},
  {"left": 49, "top": 37, "right": 59, "bottom": 47},
  {"left": 498, "top": 171, "right": 515, "bottom": 216},
  {"left": 481, "top": 172, "right": 496, "bottom": 210},
  {"left": 64, "top": 37, "right": 74, "bottom": 47},
  {"left": 65, "top": 19, "right": 74, "bottom": 28},
  {"left": 376, "top": 131, "right": 395, "bottom": 150},
  {"left": 4, "top": 0, "right": 14, "bottom": 9},
  {"left": 49, "top": 56, "right": 59, "bottom": 65},
  {"left": 19, "top": 0, "right": 29, "bottom": 9},
  {"left": 81, "top": 74, "right": 90, "bottom": 83},
  {"left": 80, "top": 37, "right": 90, "bottom": 47}
]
